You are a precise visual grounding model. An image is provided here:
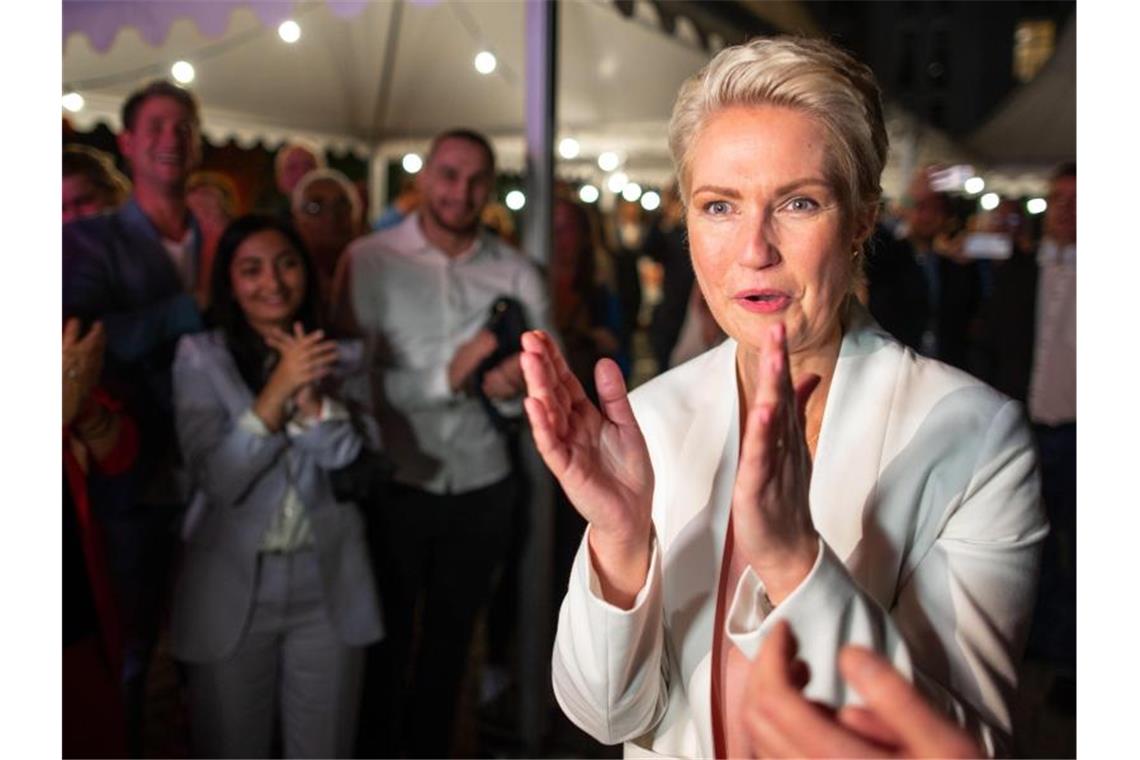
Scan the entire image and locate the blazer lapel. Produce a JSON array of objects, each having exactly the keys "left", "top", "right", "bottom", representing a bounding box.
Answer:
[
  {"left": 657, "top": 339, "right": 739, "bottom": 756},
  {"left": 809, "top": 299, "right": 903, "bottom": 600}
]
